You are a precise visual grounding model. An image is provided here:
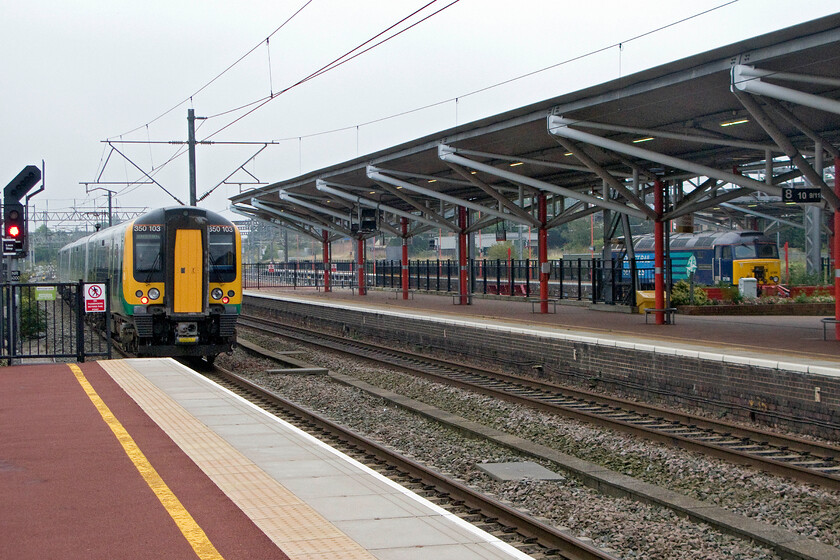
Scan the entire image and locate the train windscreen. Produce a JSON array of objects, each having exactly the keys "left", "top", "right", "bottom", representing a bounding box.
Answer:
[
  {"left": 134, "top": 231, "right": 164, "bottom": 282},
  {"left": 209, "top": 230, "right": 236, "bottom": 283},
  {"left": 733, "top": 243, "right": 779, "bottom": 259}
]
